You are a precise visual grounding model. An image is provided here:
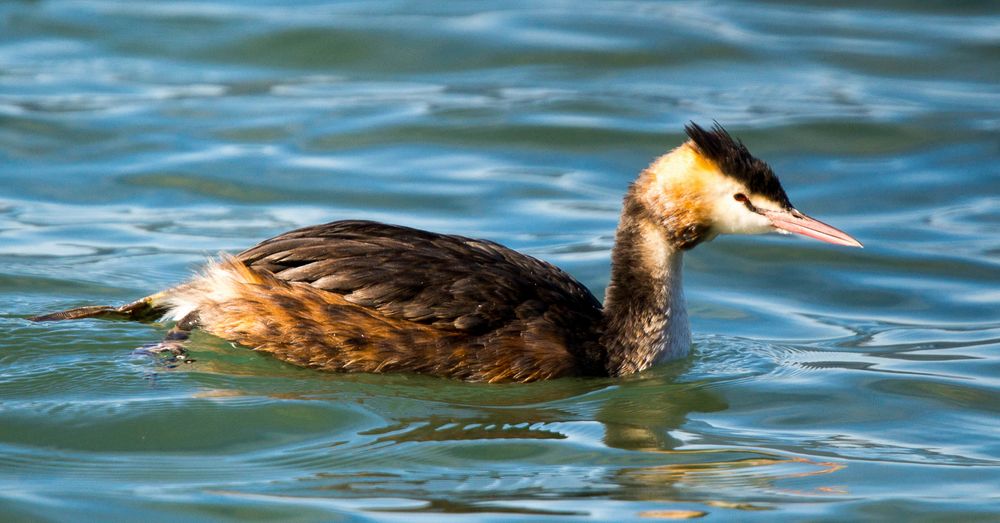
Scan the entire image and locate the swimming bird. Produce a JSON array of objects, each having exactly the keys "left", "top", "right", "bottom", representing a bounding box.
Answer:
[{"left": 31, "top": 123, "right": 861, "bottom": 382}]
